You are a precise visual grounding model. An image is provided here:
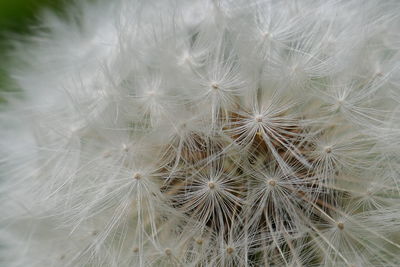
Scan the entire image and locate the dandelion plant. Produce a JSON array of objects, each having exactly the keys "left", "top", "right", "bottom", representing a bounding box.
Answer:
[{"left": 1, "top": 0, "right": 400, "bottom": 266}]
